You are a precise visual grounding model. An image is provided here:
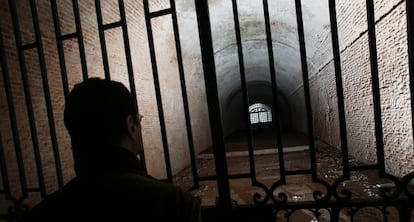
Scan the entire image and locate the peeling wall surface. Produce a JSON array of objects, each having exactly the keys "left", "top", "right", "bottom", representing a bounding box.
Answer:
[{"left": 0, "top": 0, "right": 412, "bottom": 204}]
